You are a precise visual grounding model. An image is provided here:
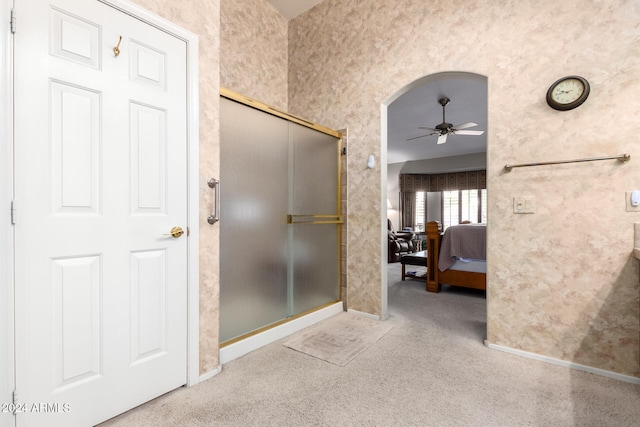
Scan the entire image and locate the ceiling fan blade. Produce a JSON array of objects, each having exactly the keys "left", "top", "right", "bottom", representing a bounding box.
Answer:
[
  {"left": 437, "top": 134, "right": 448, "bottom": 144},
  {"left": 452, "top": 122, "right": 478, "bottom": 130},
  {"left": 406, "top": 133, "right": 433, "bottom": 141},
  {"left": 454, "top": 130, "right": 485, "bottom": 136}
]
